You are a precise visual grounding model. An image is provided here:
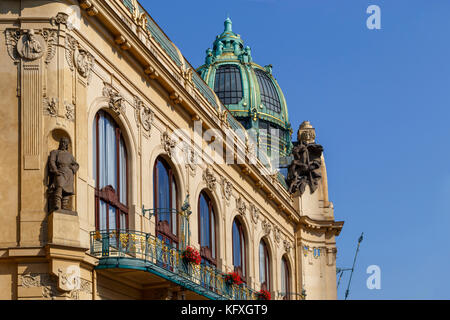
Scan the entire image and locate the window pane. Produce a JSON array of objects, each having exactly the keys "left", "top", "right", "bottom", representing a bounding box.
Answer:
[
  {"left": 255, "top": 69, "right": 281, "bottom": 113},
  {"left": 259, "top": 242, "right": 266, "bottom": 285},
  {"left": 214, "top": 65, "right": 243, "bottom": 105},
  {"left": 232, "top": 220, "right": 241, "bottom": 267},
  {"left": 119, "top": 137, "right": 127, "bottom": 205},
  {"left": 156, "top": 161, "right": 170, "bottom": 224}
]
